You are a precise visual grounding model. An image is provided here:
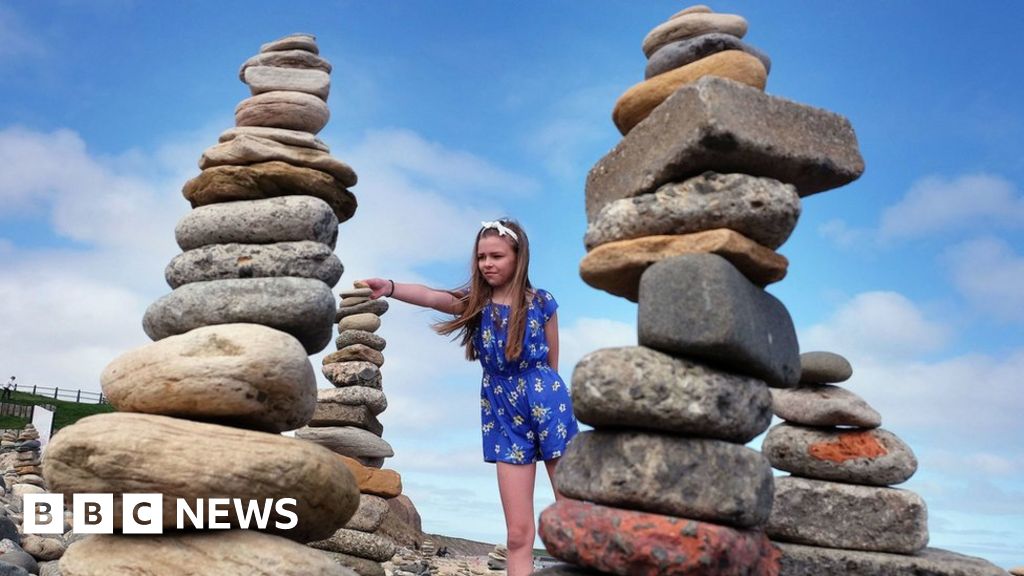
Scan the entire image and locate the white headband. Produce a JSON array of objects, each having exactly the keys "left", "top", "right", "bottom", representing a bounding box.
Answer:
[{"left": 480, "top": 221, "right": 519, "bottom": 242}]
